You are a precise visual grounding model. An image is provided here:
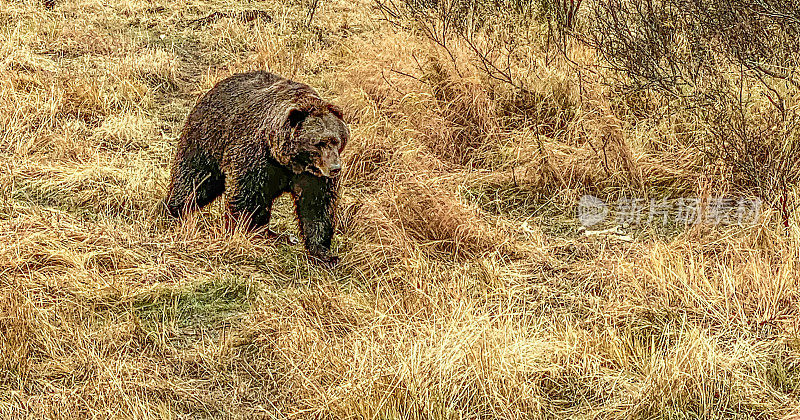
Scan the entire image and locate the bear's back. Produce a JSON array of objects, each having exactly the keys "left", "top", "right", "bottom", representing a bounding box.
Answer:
[
  {"left": 196, "top": 71, "right": 298, "bottom": 115},
  {"left": 181, "top": 71, "right": 323, "bottom": 158}
]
